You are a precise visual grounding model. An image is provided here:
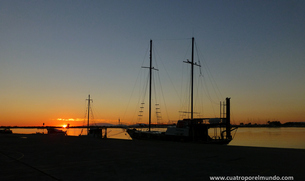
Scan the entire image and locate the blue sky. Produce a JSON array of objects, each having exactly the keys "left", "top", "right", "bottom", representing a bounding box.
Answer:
[{"left": 1, "top": 0, "right": 305, "bottom": 125}]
